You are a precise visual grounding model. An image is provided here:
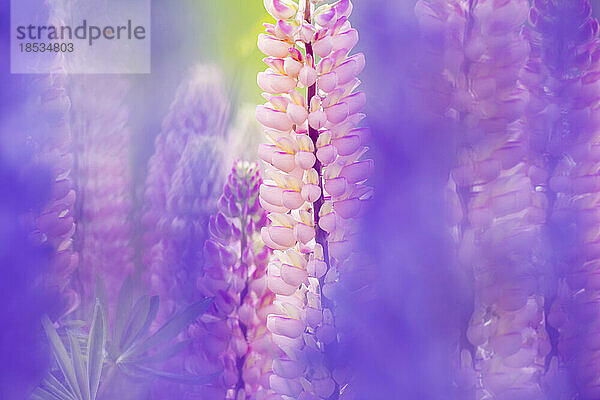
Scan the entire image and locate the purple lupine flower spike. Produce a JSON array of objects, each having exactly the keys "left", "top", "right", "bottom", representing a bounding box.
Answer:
[
  {"left": 21, "top": 0, "right": 80, "bottom": 319},
  {"left": 417, "top": 0, "right": 551, "bottom": 398},
  {"left": 524, "top": 1, "right": 600, "bottom": 397},
  {"left": 142, "top": 66, "right": 229, "bottom": 327},
  {"left": 257, "top": 0, "right": 373, "bottom": 398},
  {"left": 70, "top": 75, "right": 135, "bottom": 310},
  {"left": 188, "top": 161, "right": 275, "bottom": 399}
]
